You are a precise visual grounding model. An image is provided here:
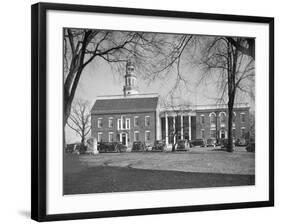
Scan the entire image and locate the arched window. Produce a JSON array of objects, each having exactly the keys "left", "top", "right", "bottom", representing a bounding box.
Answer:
[
  {"left": 209, "top": 112, "right": 216, "bottom": 125},
  {"left": 219, "top": 112, "right": 226, "bottom": 124},
  {"left": 232, "top": 112, "right": 236, "bottom": 127}
]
